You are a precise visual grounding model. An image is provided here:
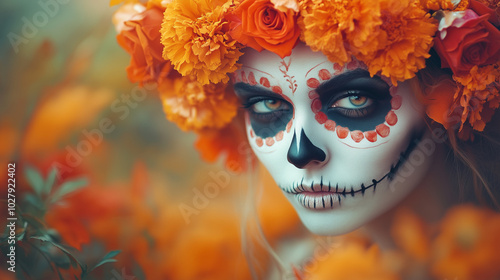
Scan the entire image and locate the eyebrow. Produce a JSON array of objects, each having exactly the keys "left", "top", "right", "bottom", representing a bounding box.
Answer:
[
  {"left": 233, "top": 82, "right": 284, "bottom": 100},
  {"left": 316, "top": 69, "right": 389, "bottom": 98}
]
